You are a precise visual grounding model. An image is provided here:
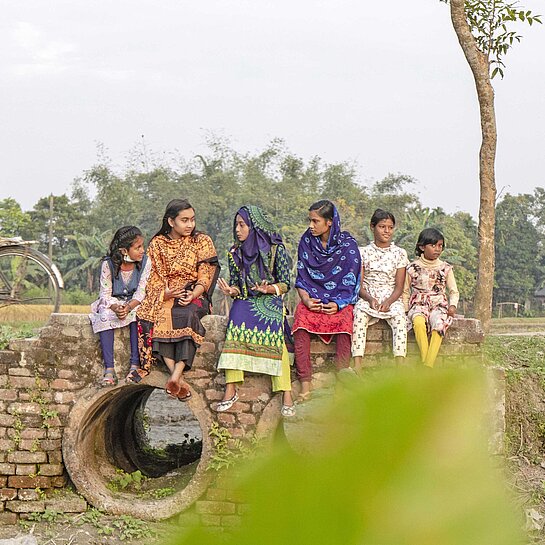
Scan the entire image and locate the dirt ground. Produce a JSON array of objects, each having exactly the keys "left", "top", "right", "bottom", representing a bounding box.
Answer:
[{"left": 0, "top": 514, "right": 178, "bottom": 545}]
